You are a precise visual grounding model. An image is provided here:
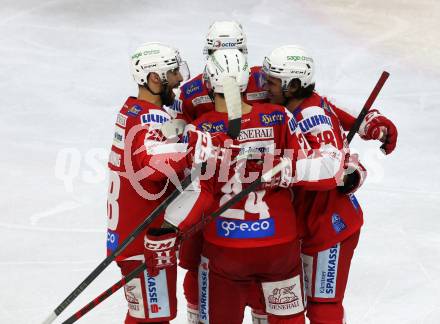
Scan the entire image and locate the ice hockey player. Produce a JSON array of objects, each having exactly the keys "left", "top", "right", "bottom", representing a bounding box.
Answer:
[
  {"left": 106, "top": 42, "right": 191, "bottom": 324},
  {"left": 167, "top": 20, "right": 268, "bottom": 124},
  {"left": 168, "top": 20, "right": 273, "bottom": 324},
  {"left": 260, "top": 44, "right": 391, "bottom": 324},
  {"left": 144, "top": 49, "right": 351, "bottom": 324}
]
